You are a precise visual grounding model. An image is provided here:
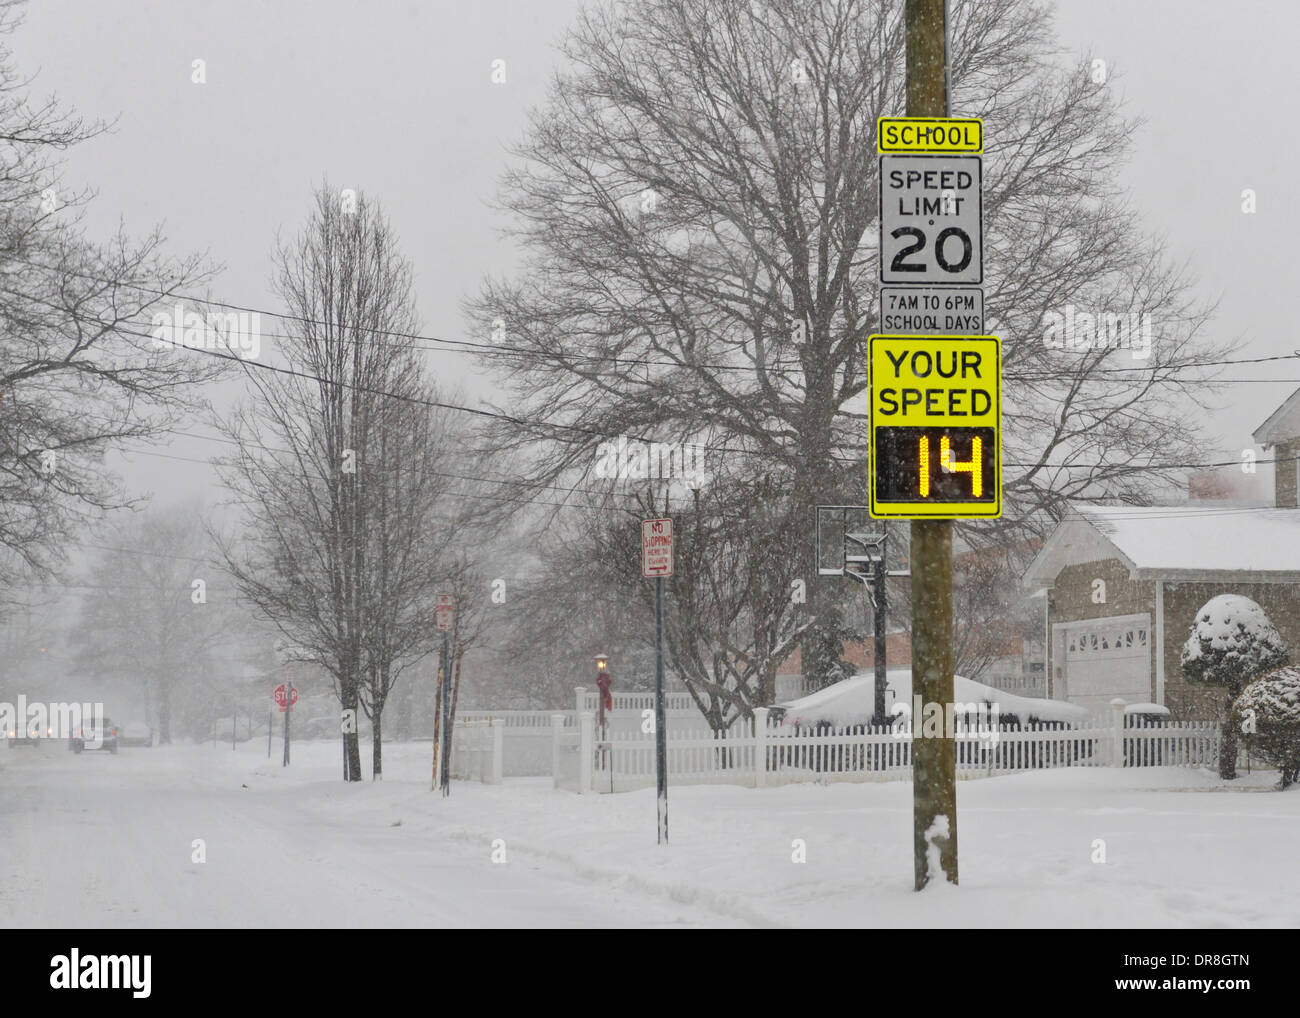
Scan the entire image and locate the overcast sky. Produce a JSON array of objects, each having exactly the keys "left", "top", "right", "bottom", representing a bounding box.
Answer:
[{"left": 12, "top": 0, "right": 1299, "bottom": 511}]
